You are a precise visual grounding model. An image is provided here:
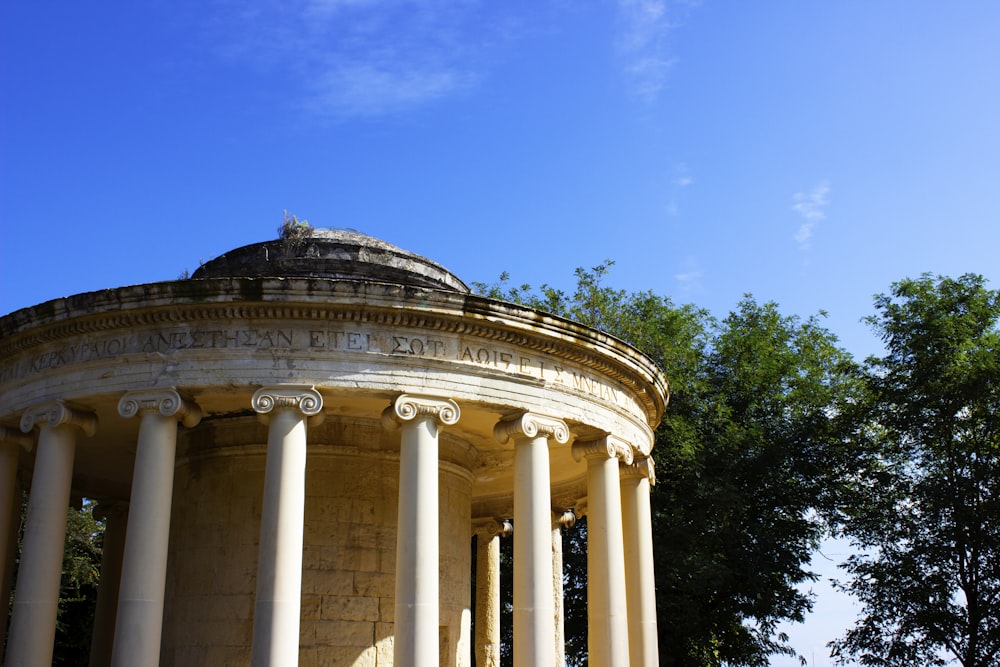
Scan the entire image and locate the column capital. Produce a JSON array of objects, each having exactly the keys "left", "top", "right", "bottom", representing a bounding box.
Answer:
[
  {"left": 620, "top": 455, "right": 656, "bottom": 486},
  {"left": 381, "top": 394, "right": 460, "bottom": 431},
  {"left": 118, "top": 389, "right": 202, "bottom": 427},
  {"left": 0, "top": 425, "right": 34, "bottom": 451},
  {"left": 251, "top": 385, "right": 324, "bottom": 422},
  {"left": 472, "top": 517, "right": 513, "bottom": 539},
  {"left": 572, "top": 434, "right": 634, "bottom": 464},
  {"left": 20, "top": 401, "right": 96, "bottom": 436},
  {"left": 552, "top": 508, "right": 576, "bottom": 529},
  {"left": 493, "top": 412, "right": 569, "bottom": 446}
]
